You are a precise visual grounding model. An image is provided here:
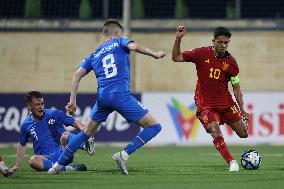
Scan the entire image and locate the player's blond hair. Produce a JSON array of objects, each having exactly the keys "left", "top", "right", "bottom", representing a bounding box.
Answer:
[{"left": 102, "top": 19, "right": 123, "bottom": 37}]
